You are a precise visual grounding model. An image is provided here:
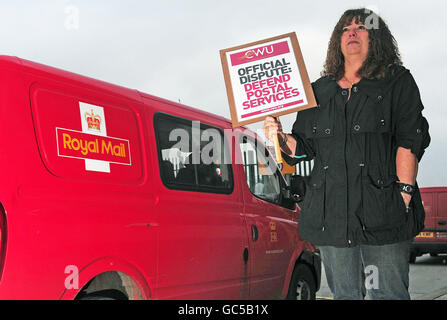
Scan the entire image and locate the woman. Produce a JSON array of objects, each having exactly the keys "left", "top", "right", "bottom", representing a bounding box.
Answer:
[{"left": 264, "top": 8, "right": 430, "bottom": 299}]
